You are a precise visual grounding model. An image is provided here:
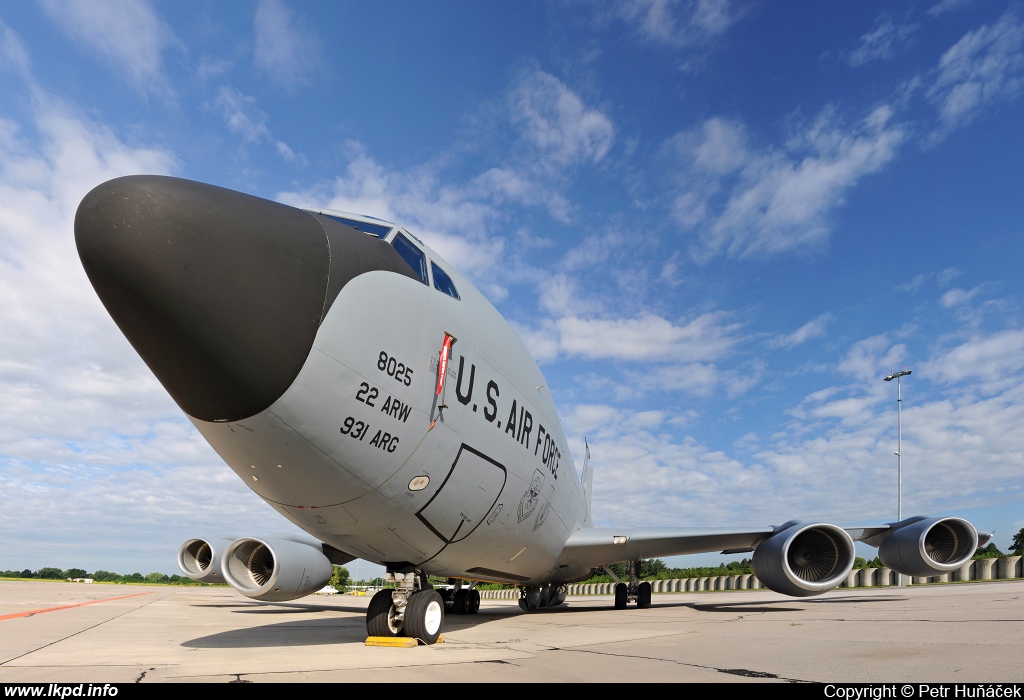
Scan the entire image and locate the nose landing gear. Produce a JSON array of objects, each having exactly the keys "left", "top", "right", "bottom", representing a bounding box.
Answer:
[{"left": 365, "top": 567, "right": 444, "bottom": 645}]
